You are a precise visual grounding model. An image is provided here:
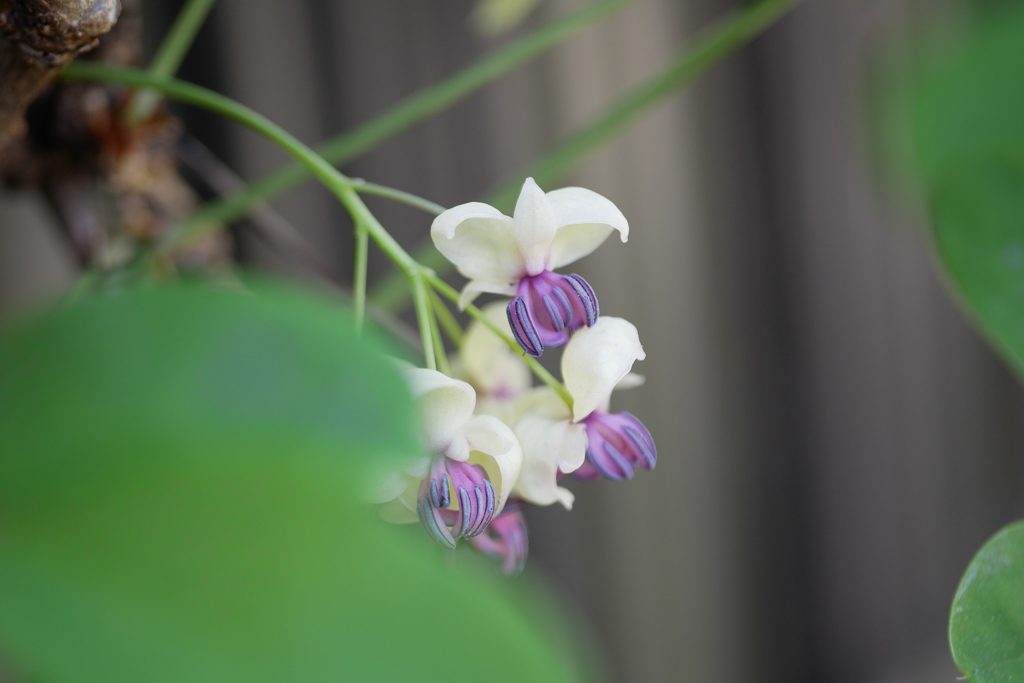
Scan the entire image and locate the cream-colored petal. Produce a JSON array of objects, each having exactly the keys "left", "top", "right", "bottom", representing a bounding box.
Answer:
[
  {"left": 616, "top": 372, "right": 646, "bottom": 391},
  {"left": 563, "top": 317, "right": 645, "bottom": 422},
  {"left": 545, "top": 187, "right": 629, "bottom": 270},
  {"left": 512, "top": 385, "right": 572, "bottom": 422},
  {"left": 402, "top": 454, "right": 432, "bottom": 480},
  {"left": 377, "top": 477, "right": 420, "bottom": 524},
  {"left": 460, "top": 301, "right": 532, "bottom": 396},
  {"left": 462, "top": 414, "right": 522, "bottom": 512},
  {"left": 511, "top": 178, "right": 559, "bottom": 276},
  {"left": 431, "top": 202, "right": 524, "bottom": 283},
  {"left": 458, "top": 279, "right": 517, "bottom": 310},
  {"left": 366, "top": 470, "right": 412, "bottom": 504},
  {"left": 378, "top": 497, "right": 418, "bottom": 524},
  {"left": 404, "top": 368, "right": 477, "bottom": 453},
  {"left": 512, "top": 412, "right": 585, "bottom": 509}
]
